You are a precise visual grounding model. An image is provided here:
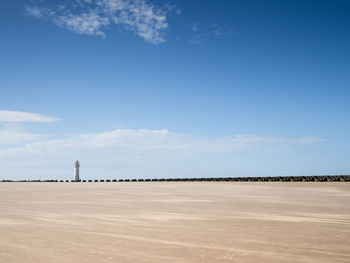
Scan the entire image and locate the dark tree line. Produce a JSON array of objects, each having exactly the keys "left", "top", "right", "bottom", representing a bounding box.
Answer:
[{"left": 2, "top": 175, "right": 350, "bottom": 183}]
